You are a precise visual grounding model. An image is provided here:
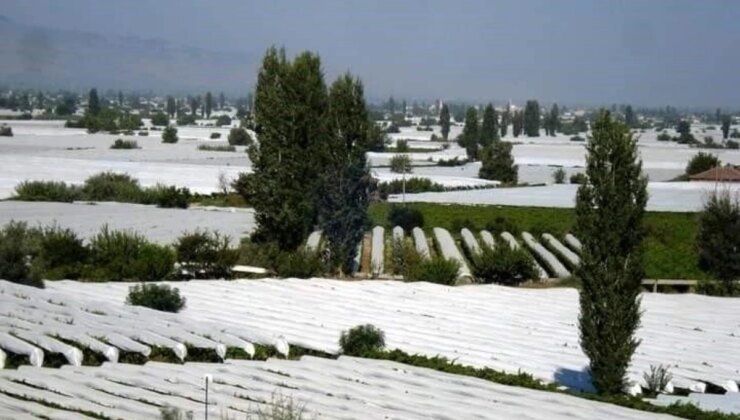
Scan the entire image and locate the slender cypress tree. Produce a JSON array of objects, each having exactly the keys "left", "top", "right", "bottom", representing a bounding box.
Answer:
[
  {"left": 205, "top": 92, "right": 213, "bottom": 118},
  {"left": 439, "top": 103, "right": 451, "bottom": 141},
  {"left": 219, "top": 92, "right": 226, "bottom": 110},
  {"left": 318, "top": 73, "right": 372, "bottom": 273},
  {"left": 721, "top": 115, "right": 731, "bottom": 140},
  {"left": 523, "top": 100, "right": 540, "bottom": 137},
  {"left": 500, "top": 106, "right": 510, "bottom": 137},
  {"left": 512, "top": 110, "right": 524, "bottom": 137},
  {"left": 166, "top": 96, "right": 176, "bottom": 117},
  {"left": 460, "top": 107, "right": 479, "bottom": 160},
  {"left": 575, "top": 111, "right": 647, "bottom": 395},
  {"left": 480, "top": 103, "right": 499, "bottom": 147},
  {"left": 87, "top": 88, "right": 100, "bottom": 117}
]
